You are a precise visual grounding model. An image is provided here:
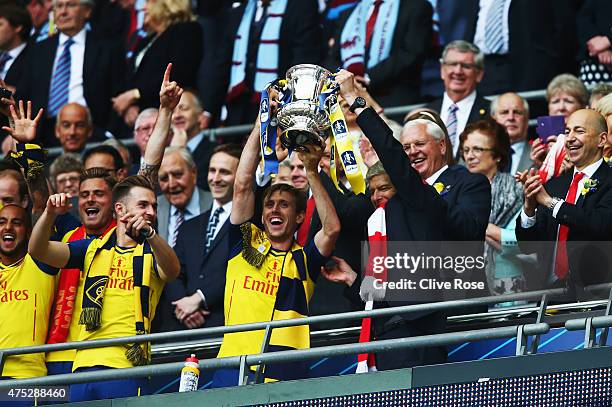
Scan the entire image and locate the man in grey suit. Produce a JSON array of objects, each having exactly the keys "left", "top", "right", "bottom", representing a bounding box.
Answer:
[
  {"left": 491, "top": 92, "right": 534, "bottom": 174},
  {"left": 156, "top": 146, "right": 213, "bottom": 245}
]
